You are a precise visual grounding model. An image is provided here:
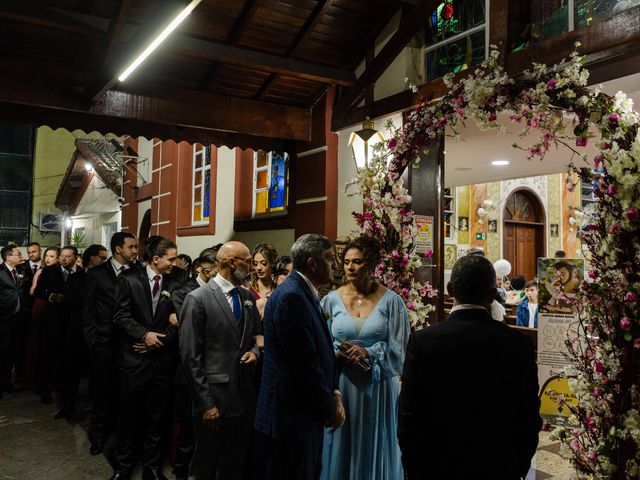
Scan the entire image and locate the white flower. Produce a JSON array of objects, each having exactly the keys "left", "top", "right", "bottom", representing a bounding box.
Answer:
[
  {"left": 160, "top": 290, "right": 171, "bottom": 300},
  {"left": 243, "top": 299, "right": 253, "bottom": 309}
]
